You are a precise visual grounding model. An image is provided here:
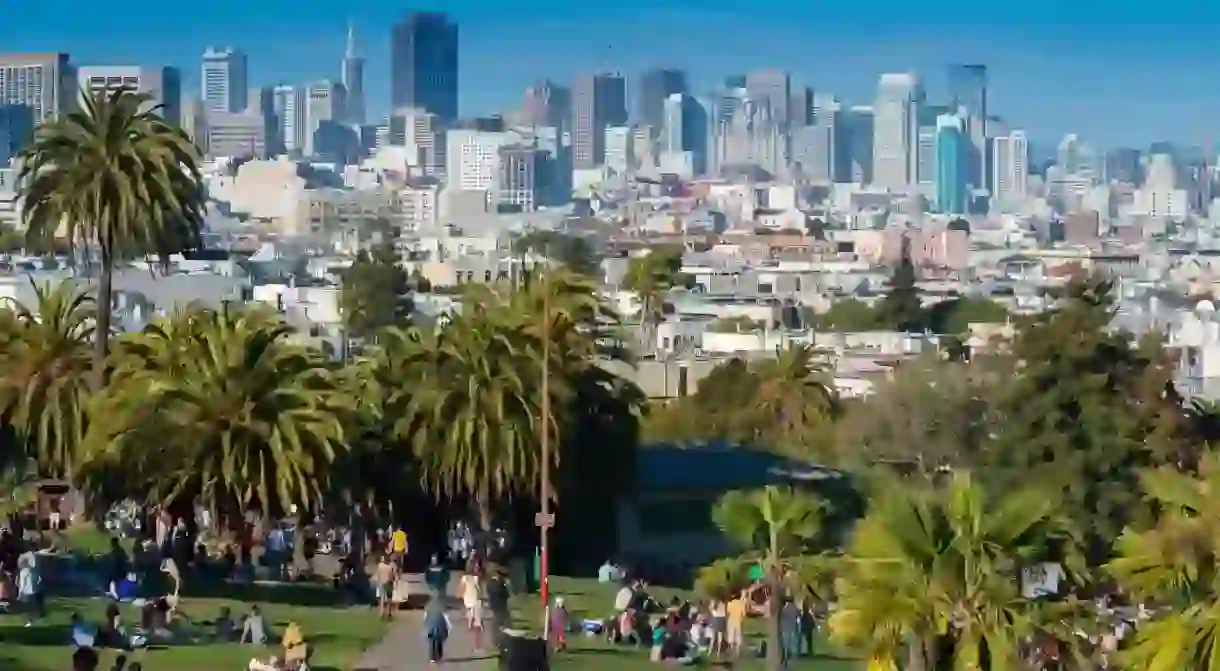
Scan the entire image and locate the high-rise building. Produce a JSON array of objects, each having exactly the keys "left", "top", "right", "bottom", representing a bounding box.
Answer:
[
  {"left": 305, "top": 80, "right": 346, "bottom": 157},
  {"left": 662, "top": 93, "right": 709, "bottom": 176},
  {"left": 391, "top": 12, "right": 458, "bottom": 123},
  {"left": 206, "top": 112, "right": 265, "bottom": 158},
  {"left": 201, "top": 47, "right": 248, "bottom": 115},
  {"left": 839, "top": 106, "right": 873, "bottom": 183},
  {"left": 948, "top": 64, "right": 987, "bottom": 188},
  {"left": 745, "top": 69, "right": 791, "bottom": 127},
  {"left": 342, "top": 22, "right": 366, "bottom": 125},
  {"left": 273, "top": 85, "right": 307, "bottom": 154},
  {"left": 572, "top": 72, "right": 627, "bottom": 170},
  {"left": 0, "top": 52, "right": 72, "bottom": 125},
  {"left": 0, "top": 105, "right": 34, "bottom": 165},
  {"left": 498, "top": 145, "right": 547, "bottom": 212},
  {"left": 638, "top": 68, "right": 686, "bottom": 133},
  {"left": 523, "top": 80, "right": 570, "bottom": 129},
  {"left": 935, "top": 114, "right": 967, "bottom": 214},
  {"left": 446, "top": 129, "right": 508, "bottom": 193},
  {"left": 992, "top": 130, "right": 1029, "bottom": 207},
  {"left": 76, "top": 66, "right": 182, "bottom": 126},
  {"left": 789, "top": 86, "right": 814, "bottom": 128},
  {"left": 872, "top": 73, "right": 921, "bottom": 191}
]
